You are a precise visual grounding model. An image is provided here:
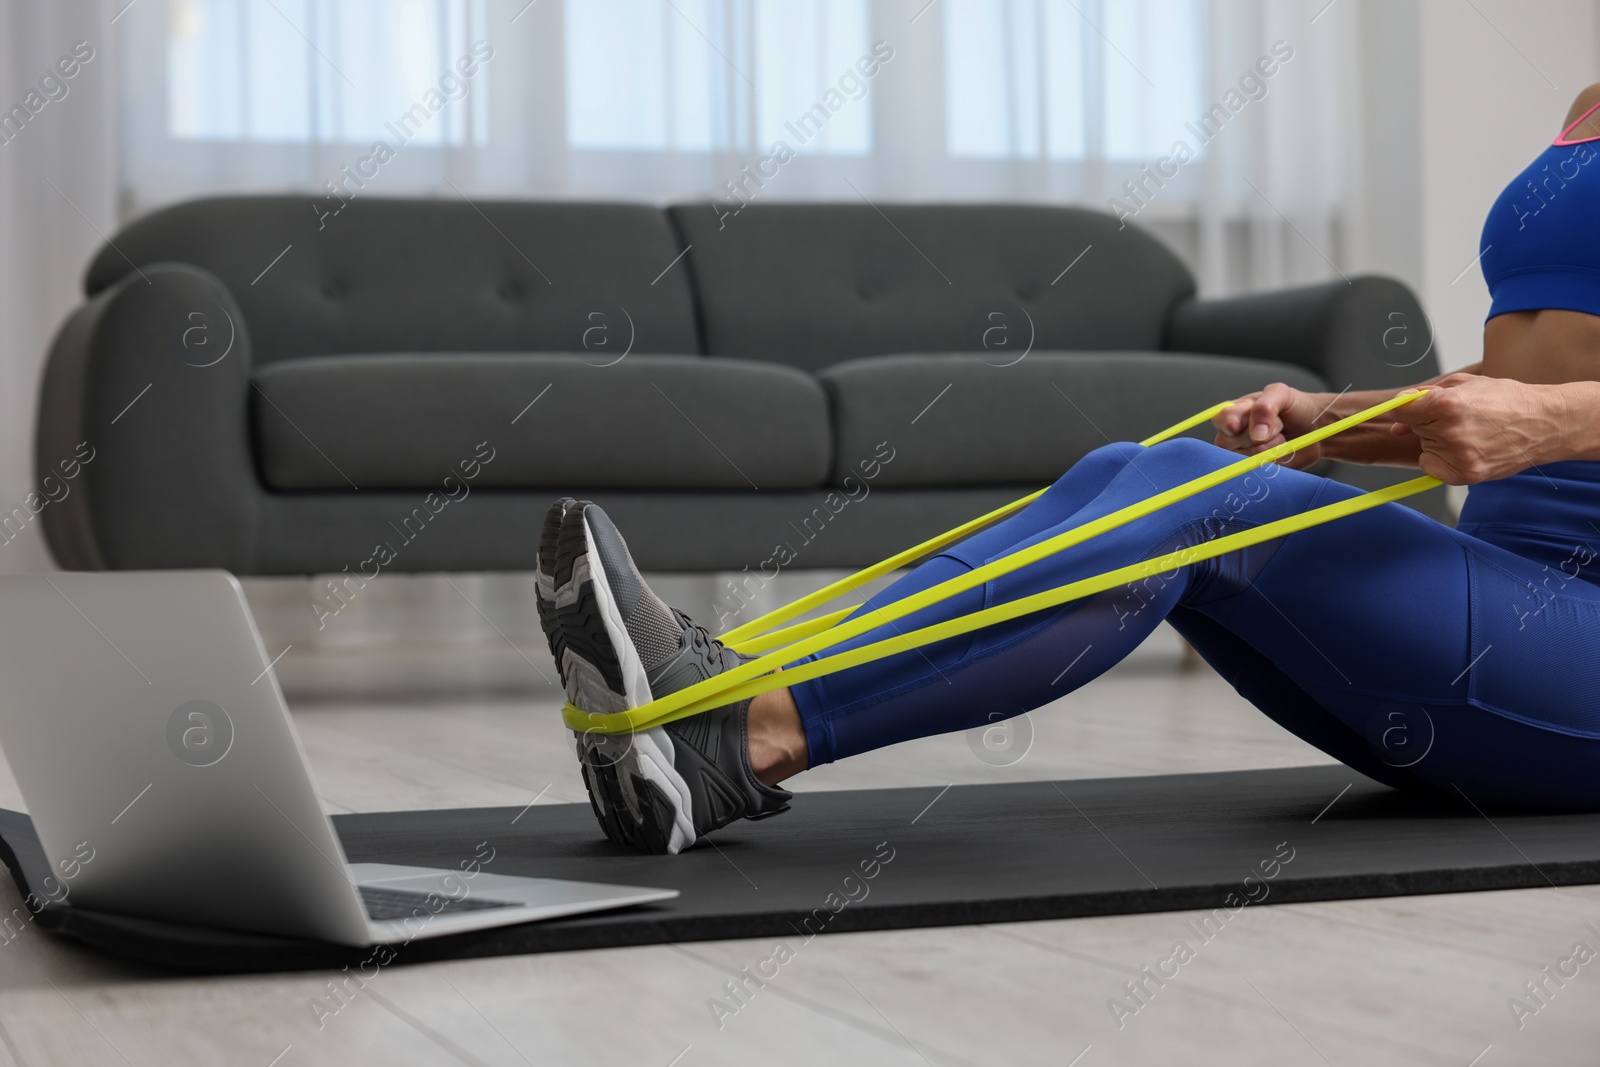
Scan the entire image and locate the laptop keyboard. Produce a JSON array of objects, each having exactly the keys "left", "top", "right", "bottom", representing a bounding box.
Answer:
[{"left": 359, "top": 885, "right": 521, "bottom": 921}]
